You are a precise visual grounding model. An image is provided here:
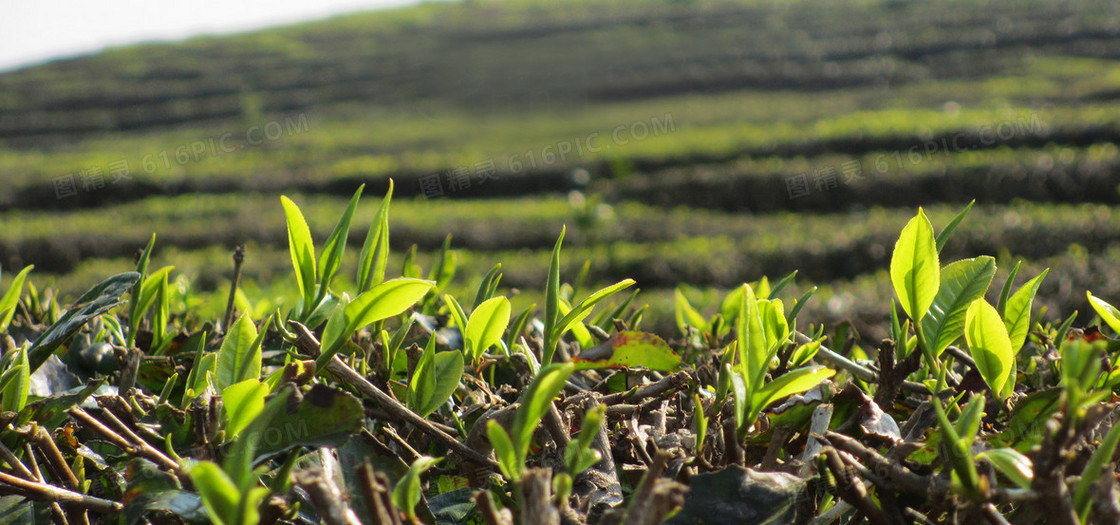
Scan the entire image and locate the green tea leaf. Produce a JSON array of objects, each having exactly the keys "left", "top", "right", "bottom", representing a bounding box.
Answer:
[
  {"left": 188, "top": 462, "right": 239, "bottom": 525},
  {"left": 543, "top": 227, "right": 565, "bottom": 365},
  {"left": 788, "top": 339, "right": 822, "bottom": 368},
  {"left": 1087, "top": 292, "right": 1120, "bottom": 335},
  {"left": 319, "top": 295, "right": 350, "bottom": 366},
  {"left": 280, "top": 196, "right": 318, "bottom": 314},
  {"left": 766, "top": 270, "right": 798, "bottom": 300},
  {"left": 0, "top": 346, "right": 29, "bottom": 413},
  {"left": 323, "top": 278, "right": 434, "bottom": 366},
  {"left": 465, "top": 296, "right": 511, "bottom": 362},
  {"left": 757, "top": 299, "right": 789, "bottom": 353},
  {"left": 0, "top": 265, "right": 33, "bottom": 332},
  {"left": 393, "top": 456, "right": 441, "bottom": 523},
  {"left": 554, "top": 280, "right": 634, "bottom": 347},
  {"left": 130, "top": 266, "right": 175, "bottom": 338},
  {"left": 573, "top": 331, "right": 680, "bottom": 371},
  {"left": 357, "top": 180, "right": 393, "bottom": 293},
  {"left": 754, "top": 365, "right": 835, "bottom": 412},
  {"left": 976, "top": 448, "right": 1032, "bottom": 489},
  {"left": 674, "top": 288, "right": 708, "bottom": 336},
  {"left": 222, "top": 379, "right": 268, "bottom": 439},
  {"left": 347, "top": 278, "right": 433, "bottom": 329},
  {"left": 513, "top": 363, "right": 577, "bottom": 469},
  {"left": 255, "top": 384, "right": 364, "bottom": 458},
  {"left": 28, "top": 271, "right": 139, "bottom": 373},
  {"left": 472, "top": 263, "right": 503, "bottom": 309},
  {"left": 1074, "top": 417, "right": 1120, "bottom": 521},
  {"left": 215, "top": 314, "right": 261, "bottom": 391},
  {"left": 996, "top": 260, "right": 1022, "bottom": 317},
  {"left": 965, "top": 299, "right": 1014, "bottom": 397},
  {"left": 921, "top": 257, "right": 996, "bottom": 356},
  {"left": 737, "top": 284, "right": 768, "bottom": 391},
  {"left": 318, "top": 185, "right": 363, "bottom": 295},
  {"left": 934, "top": 199, "right": 974, "bottom": 252},
  {"left": 890, "top": 208, "right": 939, "bottom": 322},
  {"left": 408, "top": 336, "right": 464, "bottom": 417},
  {"left": 487, "top": 421, "right": 518, "bottom": 481},
  {"left": 428, "top": 235, "right": 456, "bottom": 292},
  {"left": 1004, "top": 269, "right": 1048, "bottom": 352}
]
